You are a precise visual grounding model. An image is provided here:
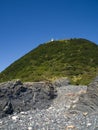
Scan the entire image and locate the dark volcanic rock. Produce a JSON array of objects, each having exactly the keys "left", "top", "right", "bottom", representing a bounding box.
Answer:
[
  {"left": 3, "top": 101, "right": 13, "bottom": 115},
  {"left": 0, "top": 80, "right": 57, "bottom": 118}
]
